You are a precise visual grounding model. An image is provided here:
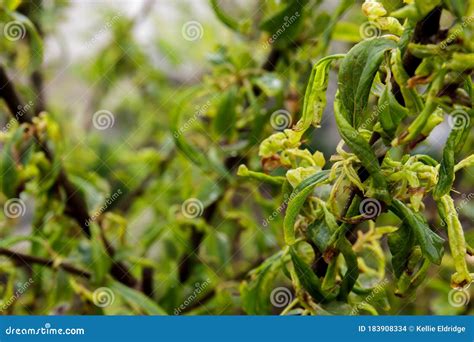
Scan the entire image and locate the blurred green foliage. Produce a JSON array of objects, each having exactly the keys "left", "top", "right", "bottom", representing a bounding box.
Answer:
[{"left": 0, "top": 0, "right": 472, "bottom": 316}]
